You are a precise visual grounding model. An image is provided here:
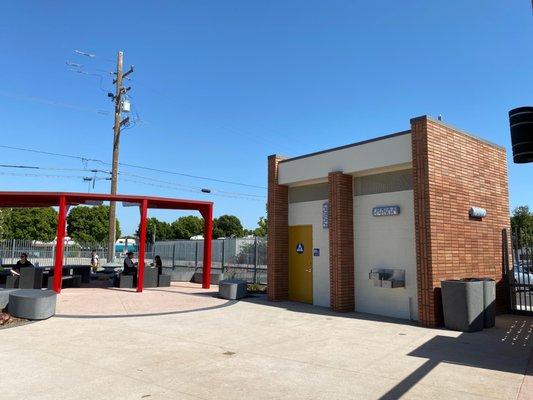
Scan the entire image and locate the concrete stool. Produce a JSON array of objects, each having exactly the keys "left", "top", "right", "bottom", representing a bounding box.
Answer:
[
  {"left": 0, "top": 289, "right": 18, "bottom": 310},
  {"left": 8, "top": 289, "right": 57, "bottom": 320},
  {"left": 158, "top": 274, "right": 171, "bottom": 287},
  {"left": 219, "top": 279, "right": 247, "bottom": 300},
  {"left": 119, "top": 275, "right": 133, "bottom": 288},
  {"left": 6, "top": 275, "right": 19, "bottom": 289},
  {"left": 143, "top": 267, "right": 158, "bottom": 288}
]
